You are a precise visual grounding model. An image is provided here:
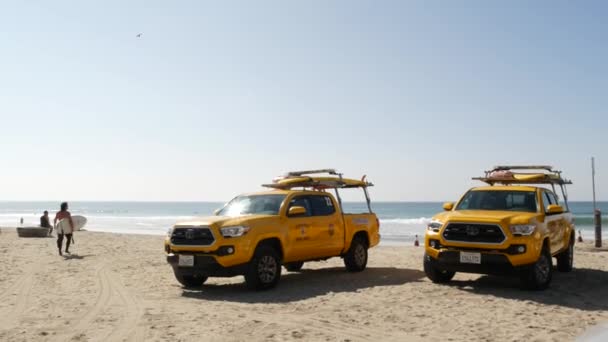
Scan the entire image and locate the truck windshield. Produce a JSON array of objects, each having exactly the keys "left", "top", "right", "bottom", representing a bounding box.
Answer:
[
  {"left": 217, "top": 195, "right": 286, "bottom": 217},
  {"left": 456, "top": 190, "right": 537, "bottom": 212}
]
